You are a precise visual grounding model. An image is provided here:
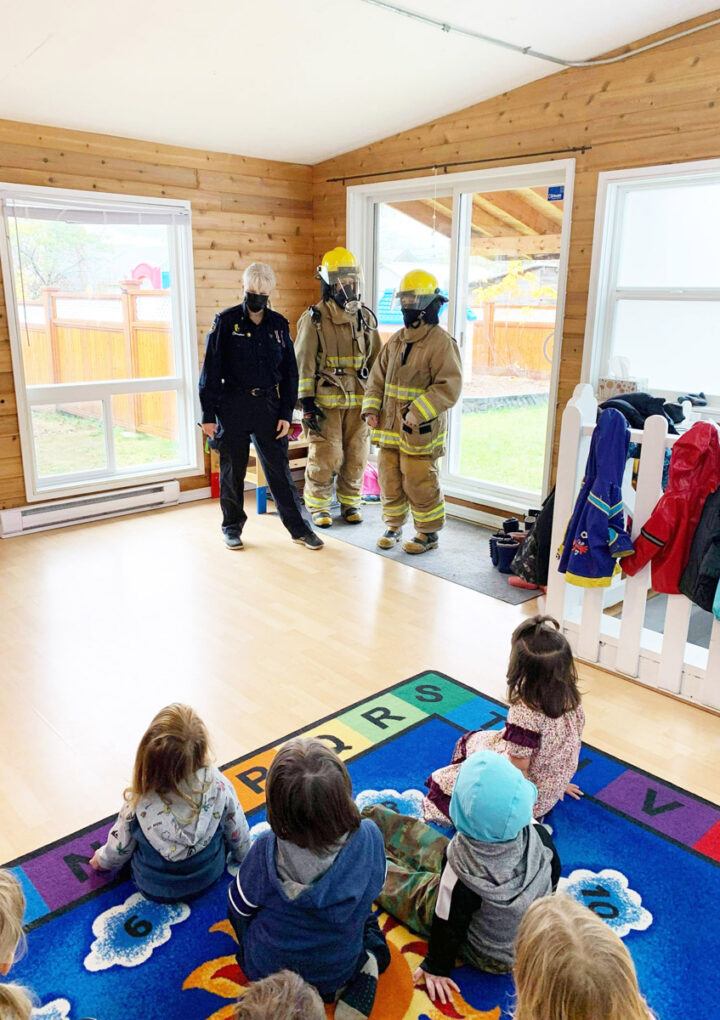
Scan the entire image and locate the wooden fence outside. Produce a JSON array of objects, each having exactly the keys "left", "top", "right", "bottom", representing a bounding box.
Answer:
[
  {"left": 20, "top": 282, "right": 177, "bottom": 439},
  {"left": 378, "top": 303, "right": 554, "bottom": 379}
]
